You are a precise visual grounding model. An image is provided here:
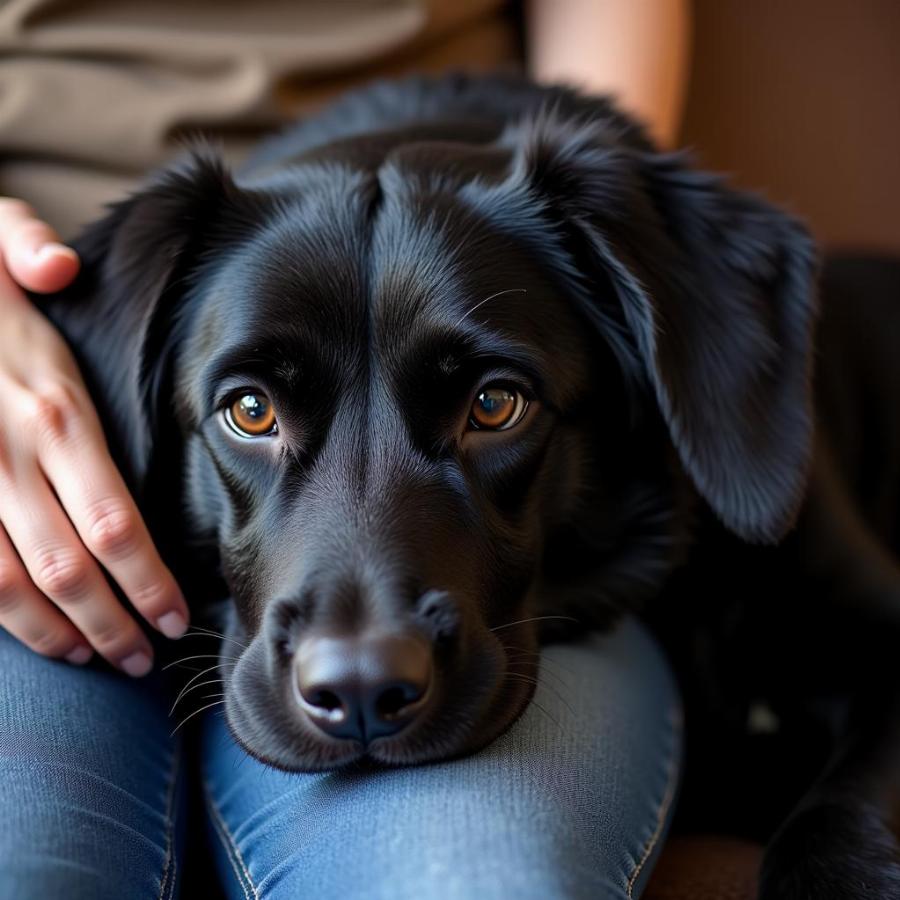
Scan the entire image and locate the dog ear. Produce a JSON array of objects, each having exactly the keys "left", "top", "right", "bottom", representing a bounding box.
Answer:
[
  {"left": 39, "top": 150, "right": 268, "bottom": 489},
  {"left": 503, "top": 115, "right": 819, "bottom": 542}
]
